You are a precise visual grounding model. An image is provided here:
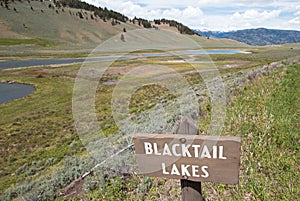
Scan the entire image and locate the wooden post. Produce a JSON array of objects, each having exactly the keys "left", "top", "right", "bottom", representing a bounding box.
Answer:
[
  {"left": 181, "top": 180, "right": 203, "bottom": 201},
  {"left": 176, "top": 117, "right": 204, "bottom": 201}
]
